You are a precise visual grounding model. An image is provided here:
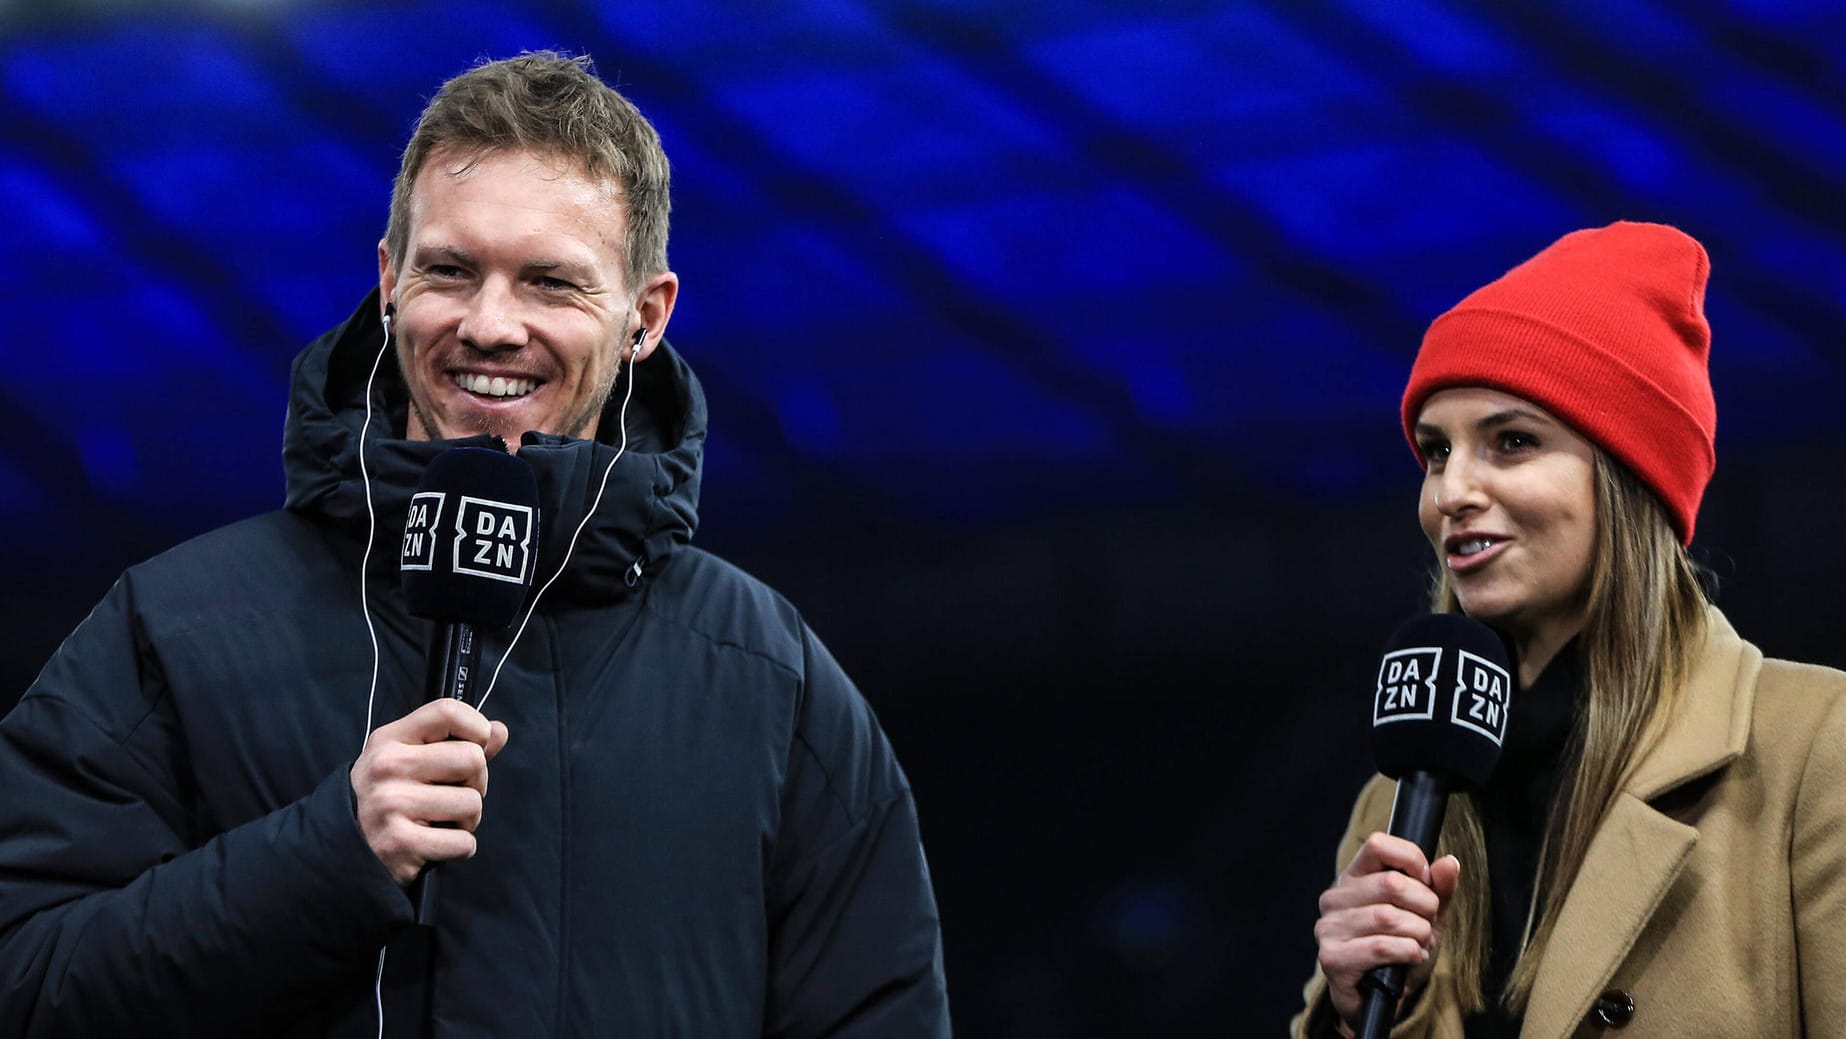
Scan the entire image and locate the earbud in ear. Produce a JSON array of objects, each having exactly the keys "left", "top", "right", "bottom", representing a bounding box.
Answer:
[
  {"left": 631, "top": 327, "right": 648, "bottom": 358},
  {"left": 383, "top": 300, "right": 397, "bottom": 332}
]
